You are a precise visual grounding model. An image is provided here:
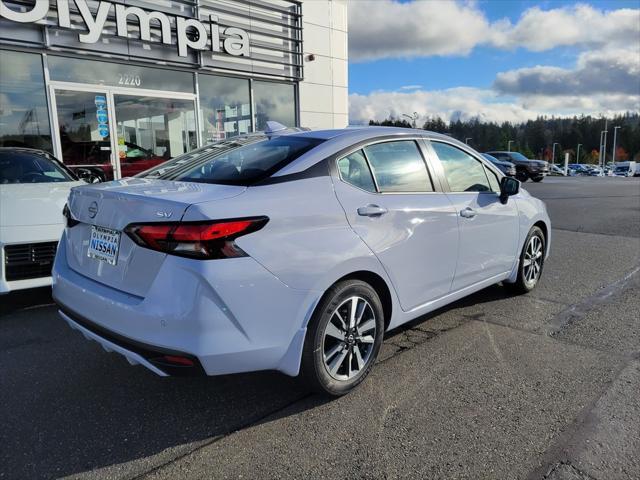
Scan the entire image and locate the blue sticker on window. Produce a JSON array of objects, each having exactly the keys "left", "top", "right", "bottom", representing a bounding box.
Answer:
[{"left": 95, "top": 96, "right": 109, "bottom": 139}]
